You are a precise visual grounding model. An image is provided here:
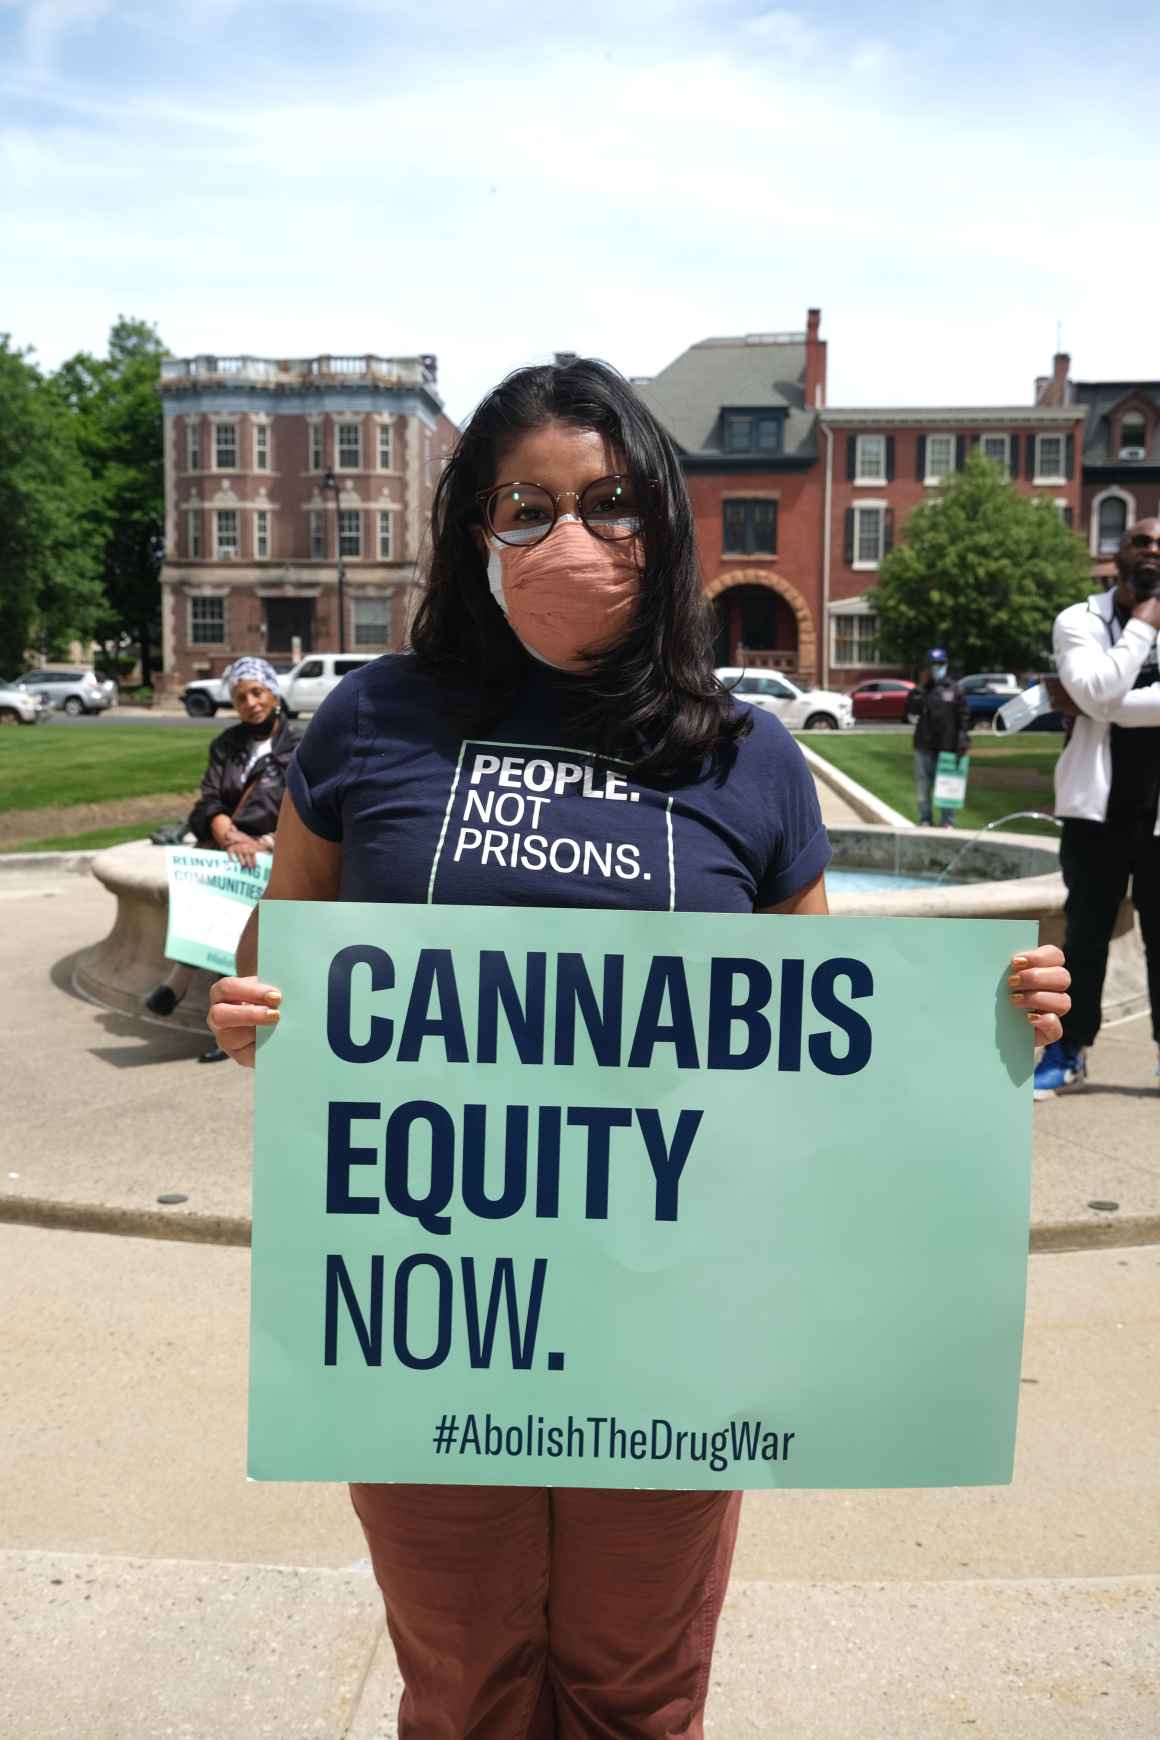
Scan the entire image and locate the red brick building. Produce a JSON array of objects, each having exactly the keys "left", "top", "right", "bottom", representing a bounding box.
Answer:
[{"left": 158, "top": 353, "right": 458, "bottom": 693}]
